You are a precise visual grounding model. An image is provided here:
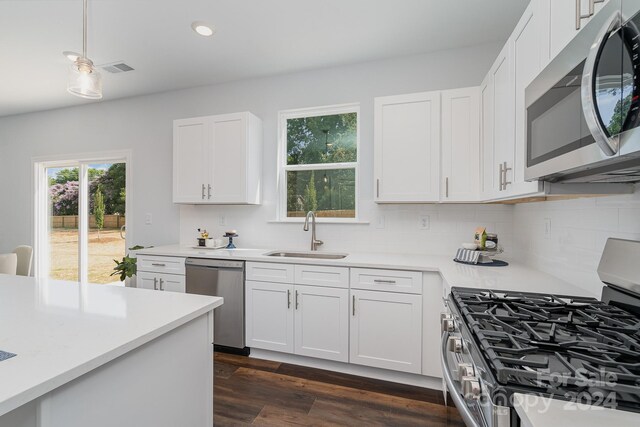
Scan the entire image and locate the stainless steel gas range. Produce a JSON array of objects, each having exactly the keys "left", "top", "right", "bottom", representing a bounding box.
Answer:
[{"left": 441, "top": 238, "right": 640, "bottom": 427}]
